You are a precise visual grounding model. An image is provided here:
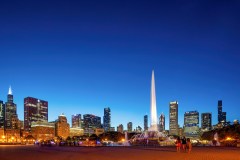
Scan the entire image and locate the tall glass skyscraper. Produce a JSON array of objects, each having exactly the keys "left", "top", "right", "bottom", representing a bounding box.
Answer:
[
  {"left": 24, "top": 97, "right": 48, "bottom": 131},
  {"left": 83, "top": 114, "right": 101, "bottom": 130},
  {"left": 5, "top": 86, "right": 18, "bottom": 129},
  {"left": 201, "top": 112, "right": 212, "bottom": 131},
  {"left": 169, "top": 101, "right": 178, "bottom": 135},
  {"left": 127, "top": 122, "right": 132, "bottom": 132},
  {"left": 103, "top": 107, "right": 111, "bottom": 132},
  {"left": 0, "top": 100, "right": 4, "bottom": 128},
  {"left": 218, "top": 100, "right": 226, "bottom": 123},
  {"left": 184, "top": 111, "right": 199, "bottom": 138},
  {"left": 144, "top": 115, "right": 148, "bottom": 131},
  {"left": 159, "top": 113, "right": 165, "bottom": 132},
  {"left": 72, "top": 114, "right": 82, "bottom": 128}
]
